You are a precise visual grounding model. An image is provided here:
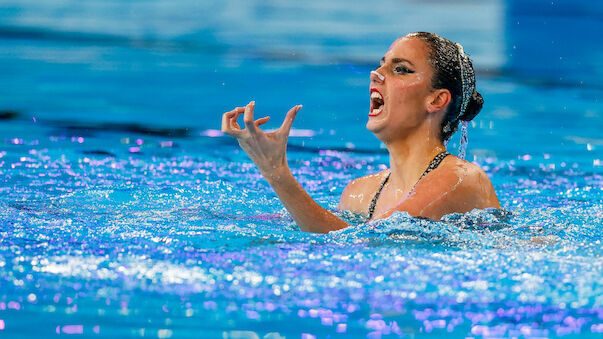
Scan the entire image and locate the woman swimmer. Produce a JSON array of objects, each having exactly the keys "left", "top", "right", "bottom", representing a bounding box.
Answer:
[{"left": 221, "top": 32, "right": 500, "bottom": 233}]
